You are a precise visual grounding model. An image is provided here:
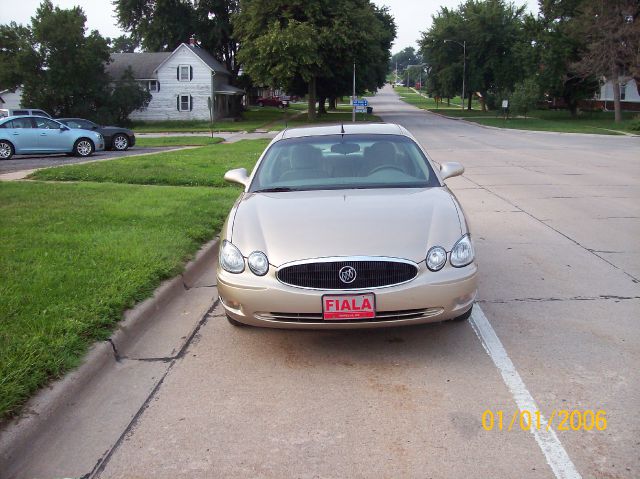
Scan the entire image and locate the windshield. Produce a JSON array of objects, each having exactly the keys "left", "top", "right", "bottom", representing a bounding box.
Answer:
[{"left": 249, "top": 134, "right": 440, "bottom": 192}]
